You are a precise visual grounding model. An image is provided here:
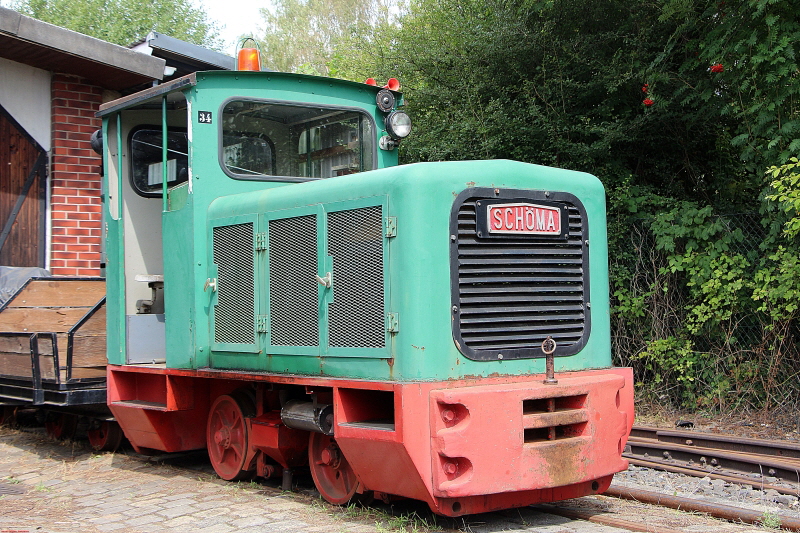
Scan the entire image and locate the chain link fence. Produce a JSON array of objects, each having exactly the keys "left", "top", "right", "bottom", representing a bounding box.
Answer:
[{"left": 609, "top": 213, "right": 800, "bottom": 411}]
